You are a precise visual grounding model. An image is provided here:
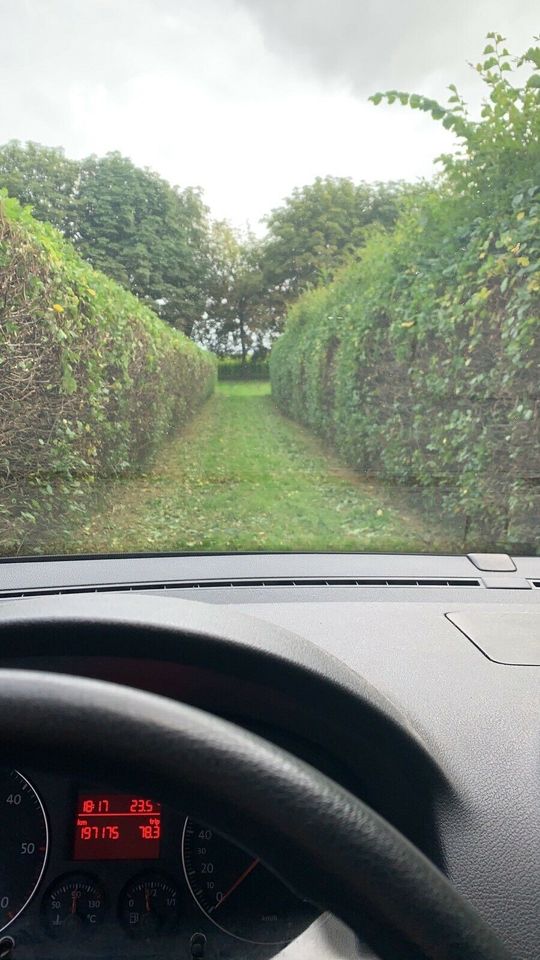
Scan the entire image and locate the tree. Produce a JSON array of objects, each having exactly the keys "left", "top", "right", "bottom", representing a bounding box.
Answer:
[
  {"left": 76, "top": 153, "right": 211, "bottom": 334},
  {"left": 194, "top": 223, "right": 277, "bottom": 360},
  {"left": 0, "top": 147, "right": 405, "bottom": 349},
  {"left": 260, "top": 176, "right": 402, "bottom": 301},
  {"left": 0, "top": 143, "right": 212, "bottom": 335},
  {"left": 0, "top": 140, "right": 79, "bottom": 235}
]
